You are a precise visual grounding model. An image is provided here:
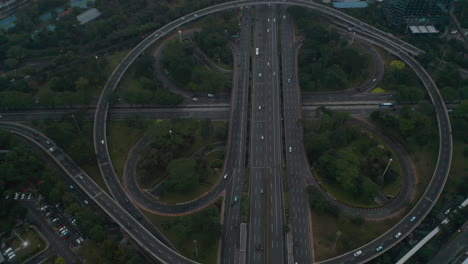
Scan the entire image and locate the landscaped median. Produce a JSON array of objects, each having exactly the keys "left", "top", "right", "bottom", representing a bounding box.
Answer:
[
  {"left": 143, "top": 198, "right": 223, "bottom": 264},
  {"left": 7, "top": 226, "right": 48, "bottom": 263},
  {"left": 118, "top": 118, "right": 228, "bottom": 204},
  {"left": 303, "top": 109, "right": 404, "bottom": 208}
]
